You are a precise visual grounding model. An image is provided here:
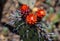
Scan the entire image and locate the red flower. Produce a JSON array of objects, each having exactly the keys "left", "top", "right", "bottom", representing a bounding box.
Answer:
[
  {"left": 36, "top": 9, "right": 46, "bottom": 18},
  {"left": 26, "top": 13, "right": 37, "bottom": 25},
  {"left": 20, "top": 4, "right": 29, "bottom": 11},
  {"left": 19, "top": 4, "right": 30, "bottom": 14}
]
